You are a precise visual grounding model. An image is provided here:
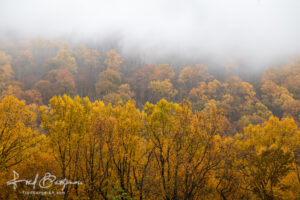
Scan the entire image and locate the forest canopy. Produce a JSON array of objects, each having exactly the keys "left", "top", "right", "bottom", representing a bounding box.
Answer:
[{"left": 0, "top": 37, "right": 299, "bottom": 199}]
